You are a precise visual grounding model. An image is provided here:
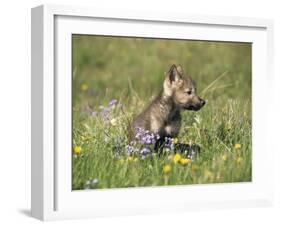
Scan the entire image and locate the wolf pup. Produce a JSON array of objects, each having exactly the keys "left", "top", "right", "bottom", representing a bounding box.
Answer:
[{"left": 130, "top": 64, "right": 205, "bottom": 147}]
